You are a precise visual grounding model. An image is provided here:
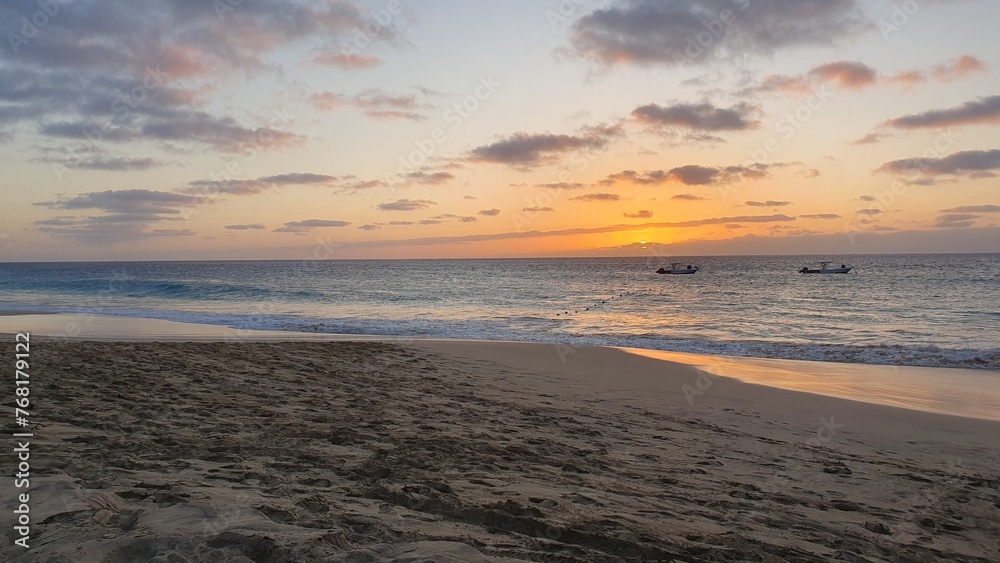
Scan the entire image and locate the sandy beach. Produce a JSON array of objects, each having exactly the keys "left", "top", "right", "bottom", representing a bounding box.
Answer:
[{"left": 2, "top": 325, "right": 999, "bottom": 562}]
